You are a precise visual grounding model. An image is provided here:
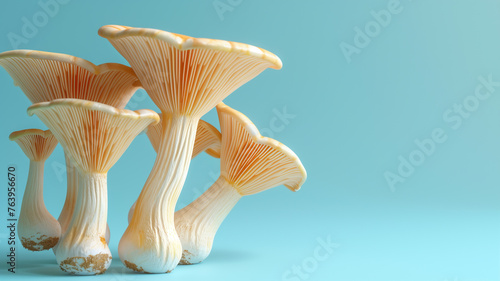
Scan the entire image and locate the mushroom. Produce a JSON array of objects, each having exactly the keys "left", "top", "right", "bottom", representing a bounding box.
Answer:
[
  {"left": 0, "top": 50, "right": 141, "bottom": 245},
  {"left": 9, "top": 129, "right": 60, "bottom": 251},
  {"left": 27, "top": 99, "right": 159, "bottom": 275},
  {"left": 127, "top": 116, "right": 222, "bottom": 223},
  {"left": 99, "top": 25, "right": 282, "bottom": 273},
  {"left": 175, "top": 103, "right": 307, "bottom": 264}
]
